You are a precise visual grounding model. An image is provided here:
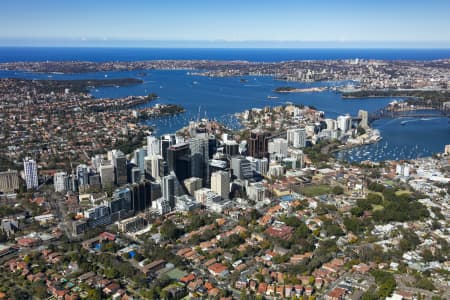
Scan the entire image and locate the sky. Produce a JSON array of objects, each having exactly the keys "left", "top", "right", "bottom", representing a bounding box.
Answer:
[{"left": 1, "top": 0, "right": 450, "bottom": 48}]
